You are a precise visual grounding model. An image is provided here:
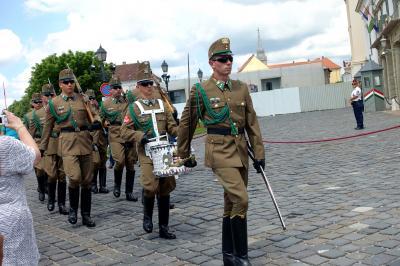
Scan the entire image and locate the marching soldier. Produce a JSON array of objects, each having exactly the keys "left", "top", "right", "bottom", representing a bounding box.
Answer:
[
  {"left": 177, "top": 38, "right": 265, "bottom": 265},
  {"left": 121, "top": 61, "right": 177, "bottom": 239},
  {"left": 87, "top": 89, "right": 109, "bottom": 193},
  {"left": 24, "top": 93, "right": 47, "bottom": 202},
  {"left": 40, "top": 69, "right": 100, "bottom": 227},
  {"left": 41, "top": 84, "right": 68, "bottom": 214},
  {"left": 100, "top": 77, "right": 138, "bottom": 201}
]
